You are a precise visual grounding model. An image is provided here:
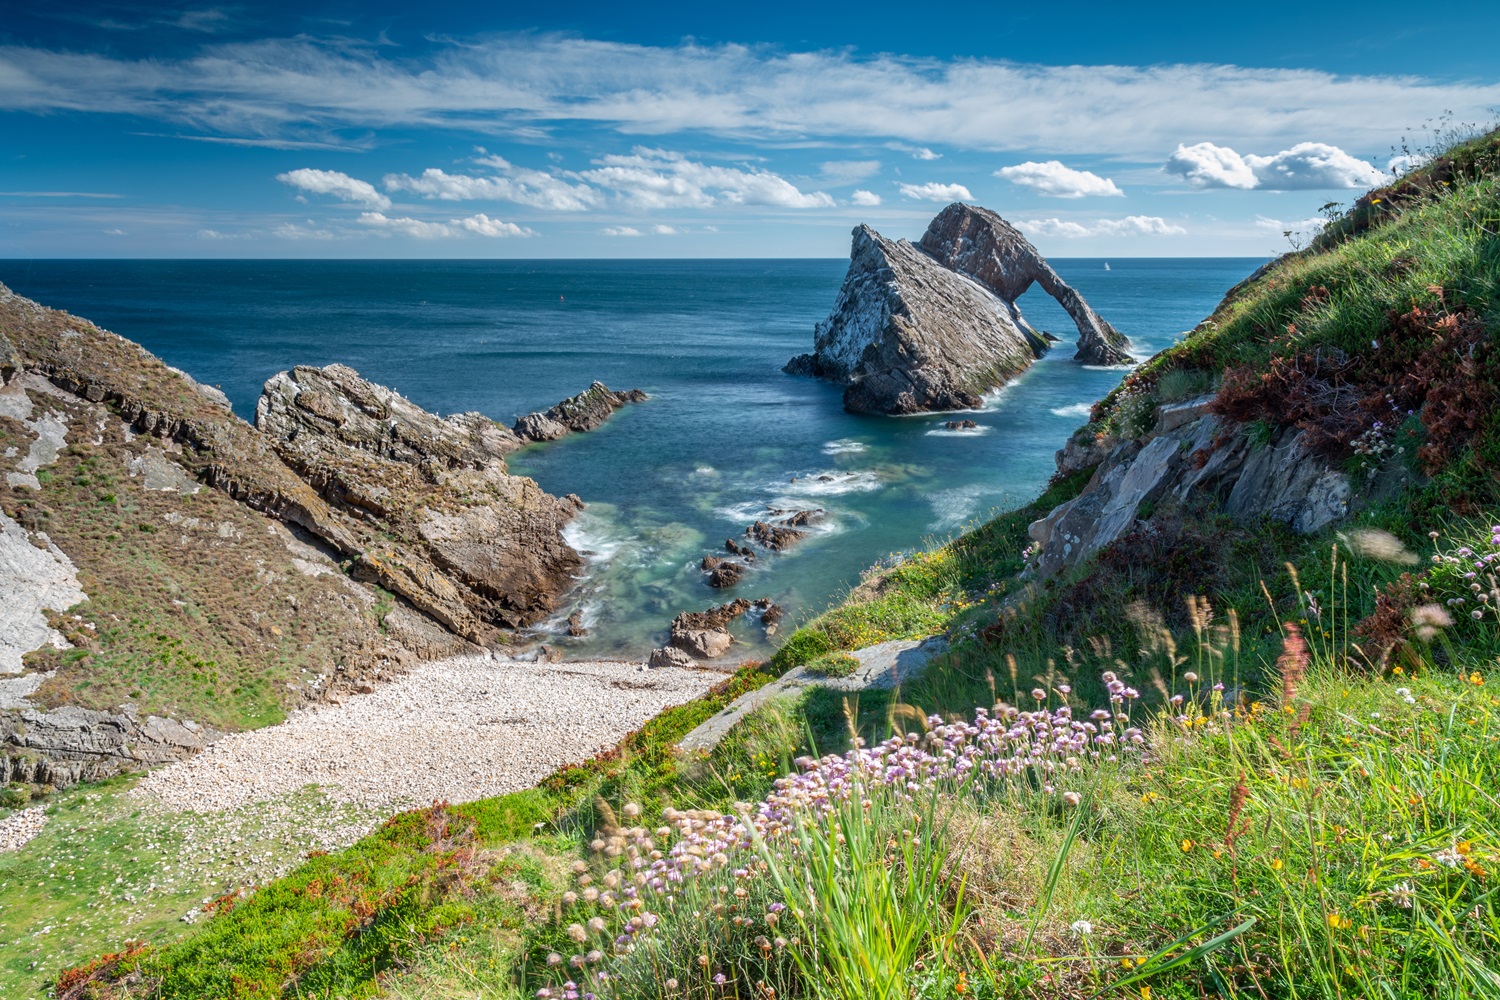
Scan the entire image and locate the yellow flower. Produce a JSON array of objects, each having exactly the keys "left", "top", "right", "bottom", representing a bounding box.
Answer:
[
  {"left": 1392, "top": 666, "right": 1404, "bottom": 675},
  {"left": 1470, "top": 672, "right": 1485, "bottom": 685},
  {"left": 1181, "top": 839, "right": 1194, "bottom": 853},
  {"left": 1140, "top": 988, "right": 1152, "bottom": 1000},
  {"left": 1270, "top": 858, "right": 1284, "bottom": 871},
  {"left": 1456, "top": 841, "right": 1472, "bottom": 856},
  {"left": 1327, "top": 913, "right": 1350, "bottom": 930}
]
